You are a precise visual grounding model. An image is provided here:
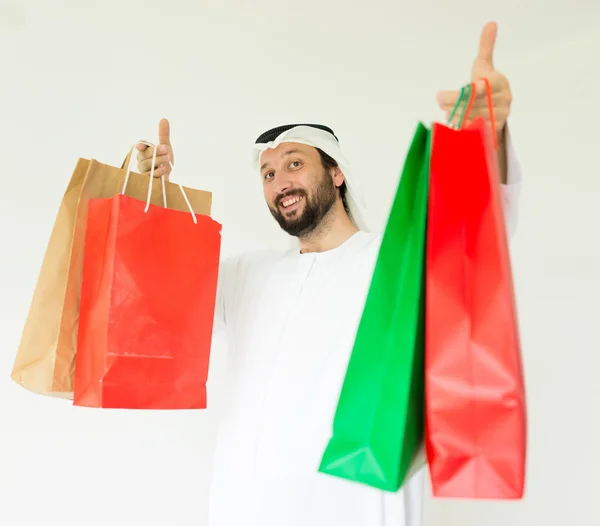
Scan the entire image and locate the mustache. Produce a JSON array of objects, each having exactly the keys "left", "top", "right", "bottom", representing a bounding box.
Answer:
[{"left": 275, "top": 189, "right": 307, "bottom": 208}]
